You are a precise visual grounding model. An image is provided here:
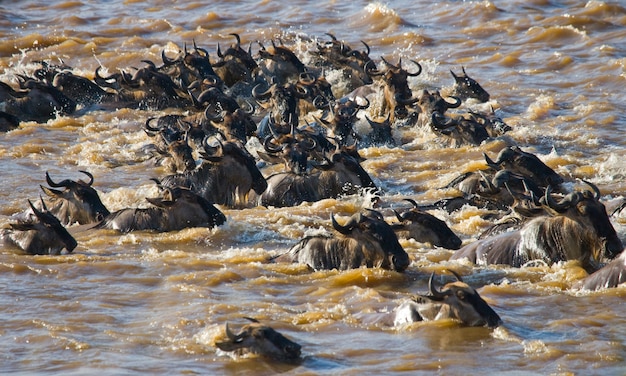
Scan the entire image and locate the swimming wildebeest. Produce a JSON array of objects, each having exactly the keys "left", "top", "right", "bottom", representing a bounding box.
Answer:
[
  {"left": 391, "top": 199, "right": 462, "bottom": 250},
  {"left": 160, "top": 137, "right": 268, "bottom": 207},
  {"left": 215, "top": 317, "right": 302, "bottom": 362},
  {"left": 450, "top": 181, "right": 623, "bottom": 272},
  {"left": 394, "top": 270, "right": 501, "bottom": 328},
  {"left": 37, "top": 170, "right": 110, "bottom": 225},
  {"left": 254, "top": 146, "right": 377, "bottom": 207},
  {"left": 449, "top": 67, "right": 490, "bottom": 103},
  {"left": 2, "top": 199, "right": 77, "bottom": 255},
  {"left": 275, "top": 209, "right": 410, "bottom": 272},
  {"left": 96, "top": 184, "right": 226, "bottom": 233}
]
